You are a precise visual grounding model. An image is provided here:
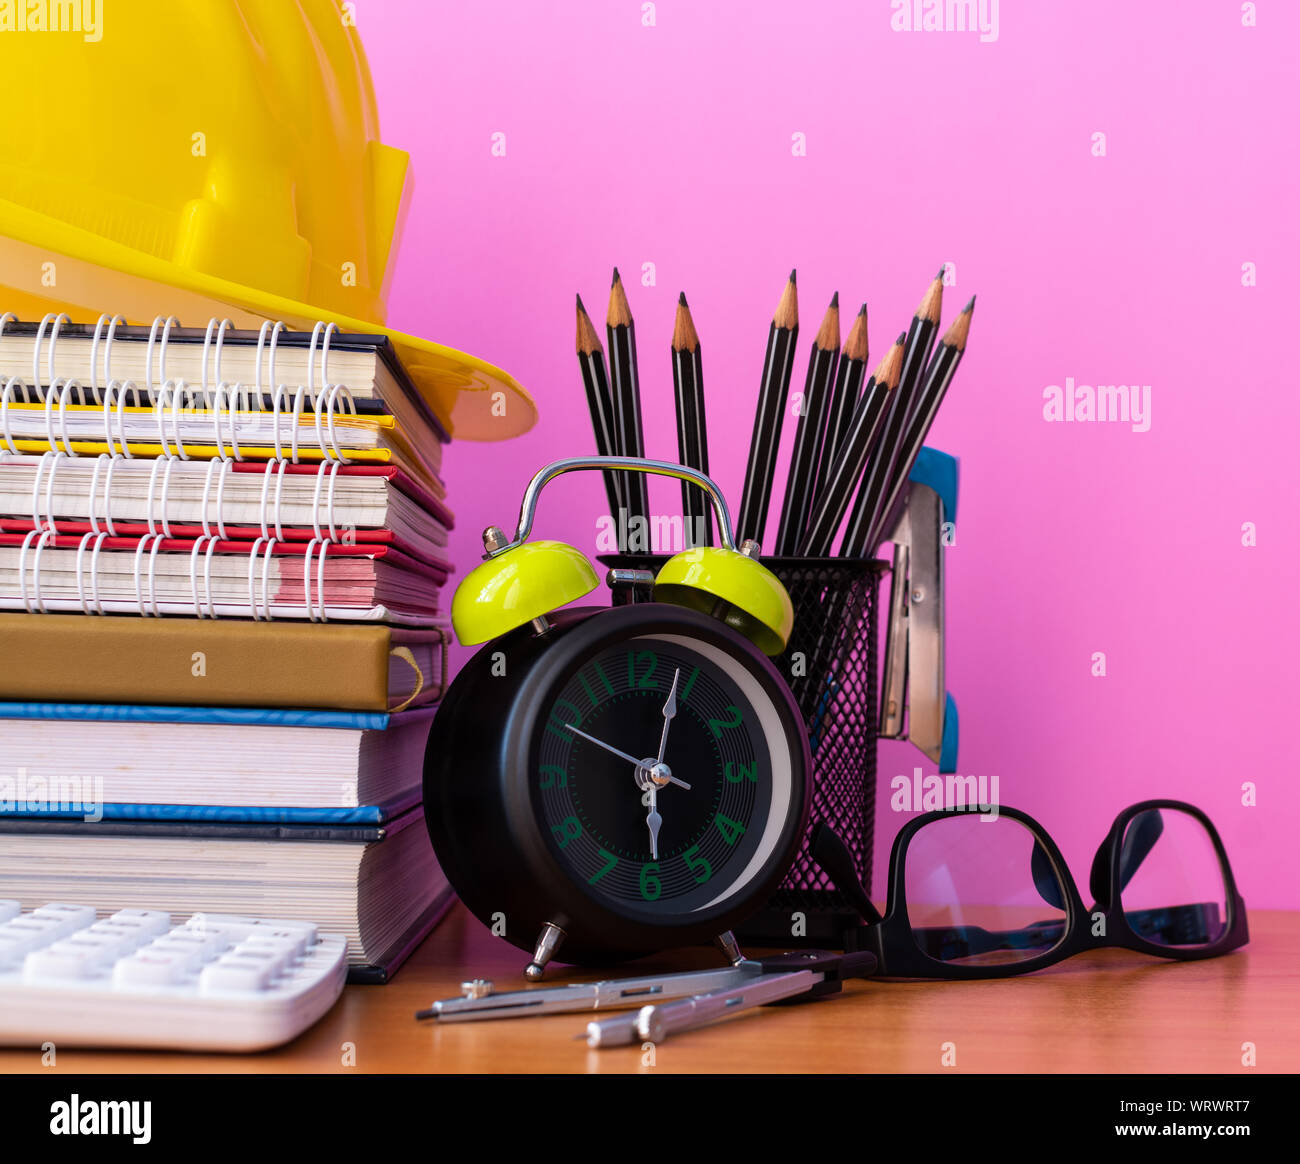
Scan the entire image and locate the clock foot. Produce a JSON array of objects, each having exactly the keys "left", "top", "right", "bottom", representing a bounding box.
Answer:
[
  {"left": 714, "top": 930, "right": 746, "bottom": 966},
  {"left": 524, "top": 922, "right": 567, "bottom": 980}
]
